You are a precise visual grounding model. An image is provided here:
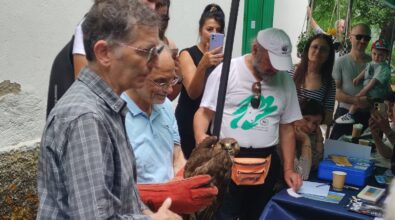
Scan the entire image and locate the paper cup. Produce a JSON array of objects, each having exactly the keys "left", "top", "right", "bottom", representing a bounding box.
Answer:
[
  {"left": 352, "top": 123, "right": 363, "bottom": 138},
  {"left": 332, "top": 171, "right": 347, "bottom": 191},
  {"left": 358, "top": 139, "right": 370, "bottom": 146}
]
